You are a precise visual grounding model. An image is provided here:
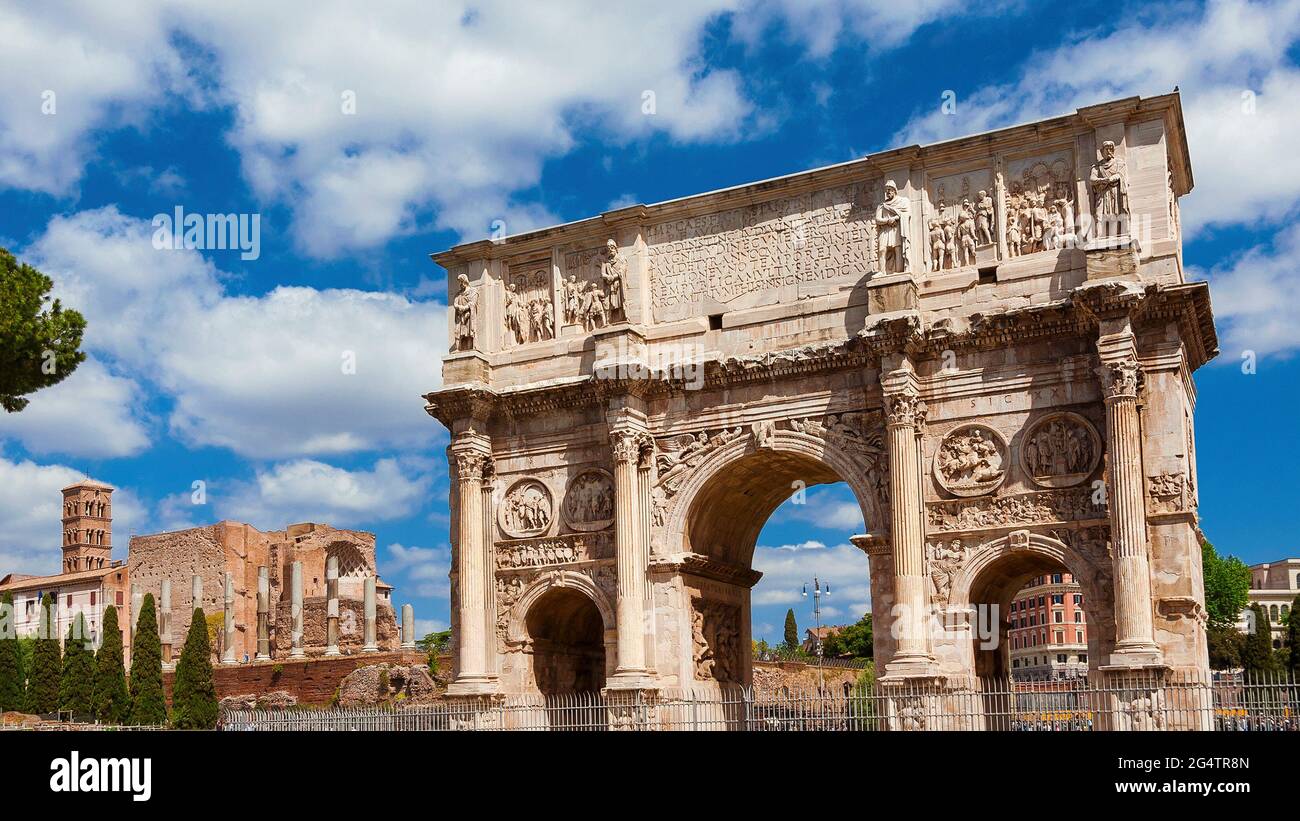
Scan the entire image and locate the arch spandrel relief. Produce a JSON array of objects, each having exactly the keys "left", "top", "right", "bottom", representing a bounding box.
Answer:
[{"left": 561, "top": 468, "right": 615, "bottom": 532}]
